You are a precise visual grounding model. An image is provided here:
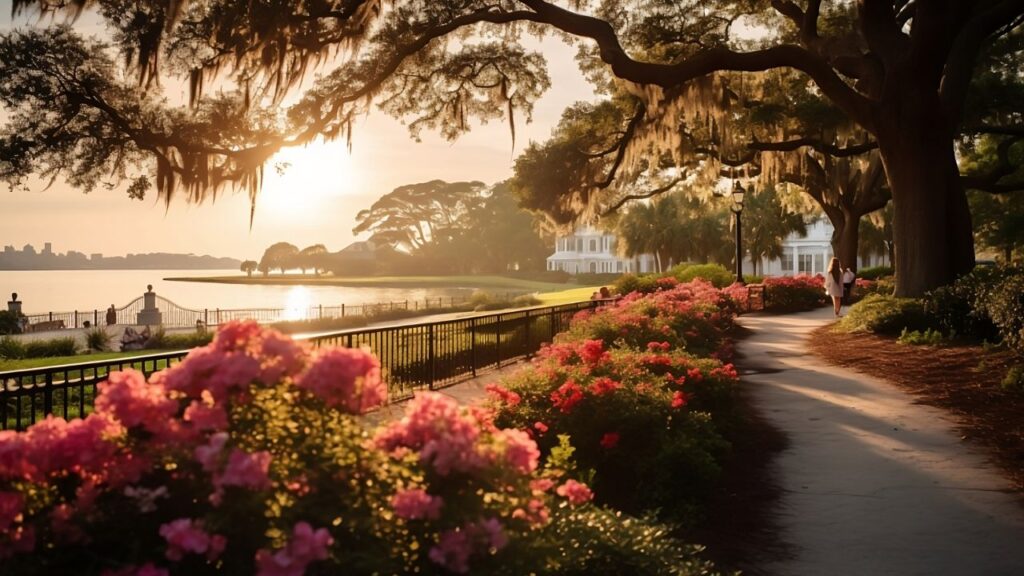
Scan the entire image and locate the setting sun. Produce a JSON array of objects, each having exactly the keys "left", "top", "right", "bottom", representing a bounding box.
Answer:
[{"left": 258, "top": 140, "right": 360, "bottom": 219}]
